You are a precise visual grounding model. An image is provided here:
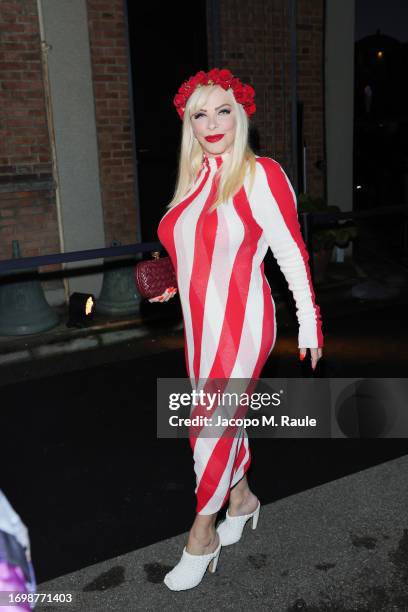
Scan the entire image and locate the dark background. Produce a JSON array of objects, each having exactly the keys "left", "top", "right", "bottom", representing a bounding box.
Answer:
[
  {"left": 353, "top": 0, "right": 408, "bottom": 251},
  {"left": 126, "top": 3, "right": 208, "bottom": 242},
  {"left": 355, "top": 0, "right": 408, "bottom": 41}
]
